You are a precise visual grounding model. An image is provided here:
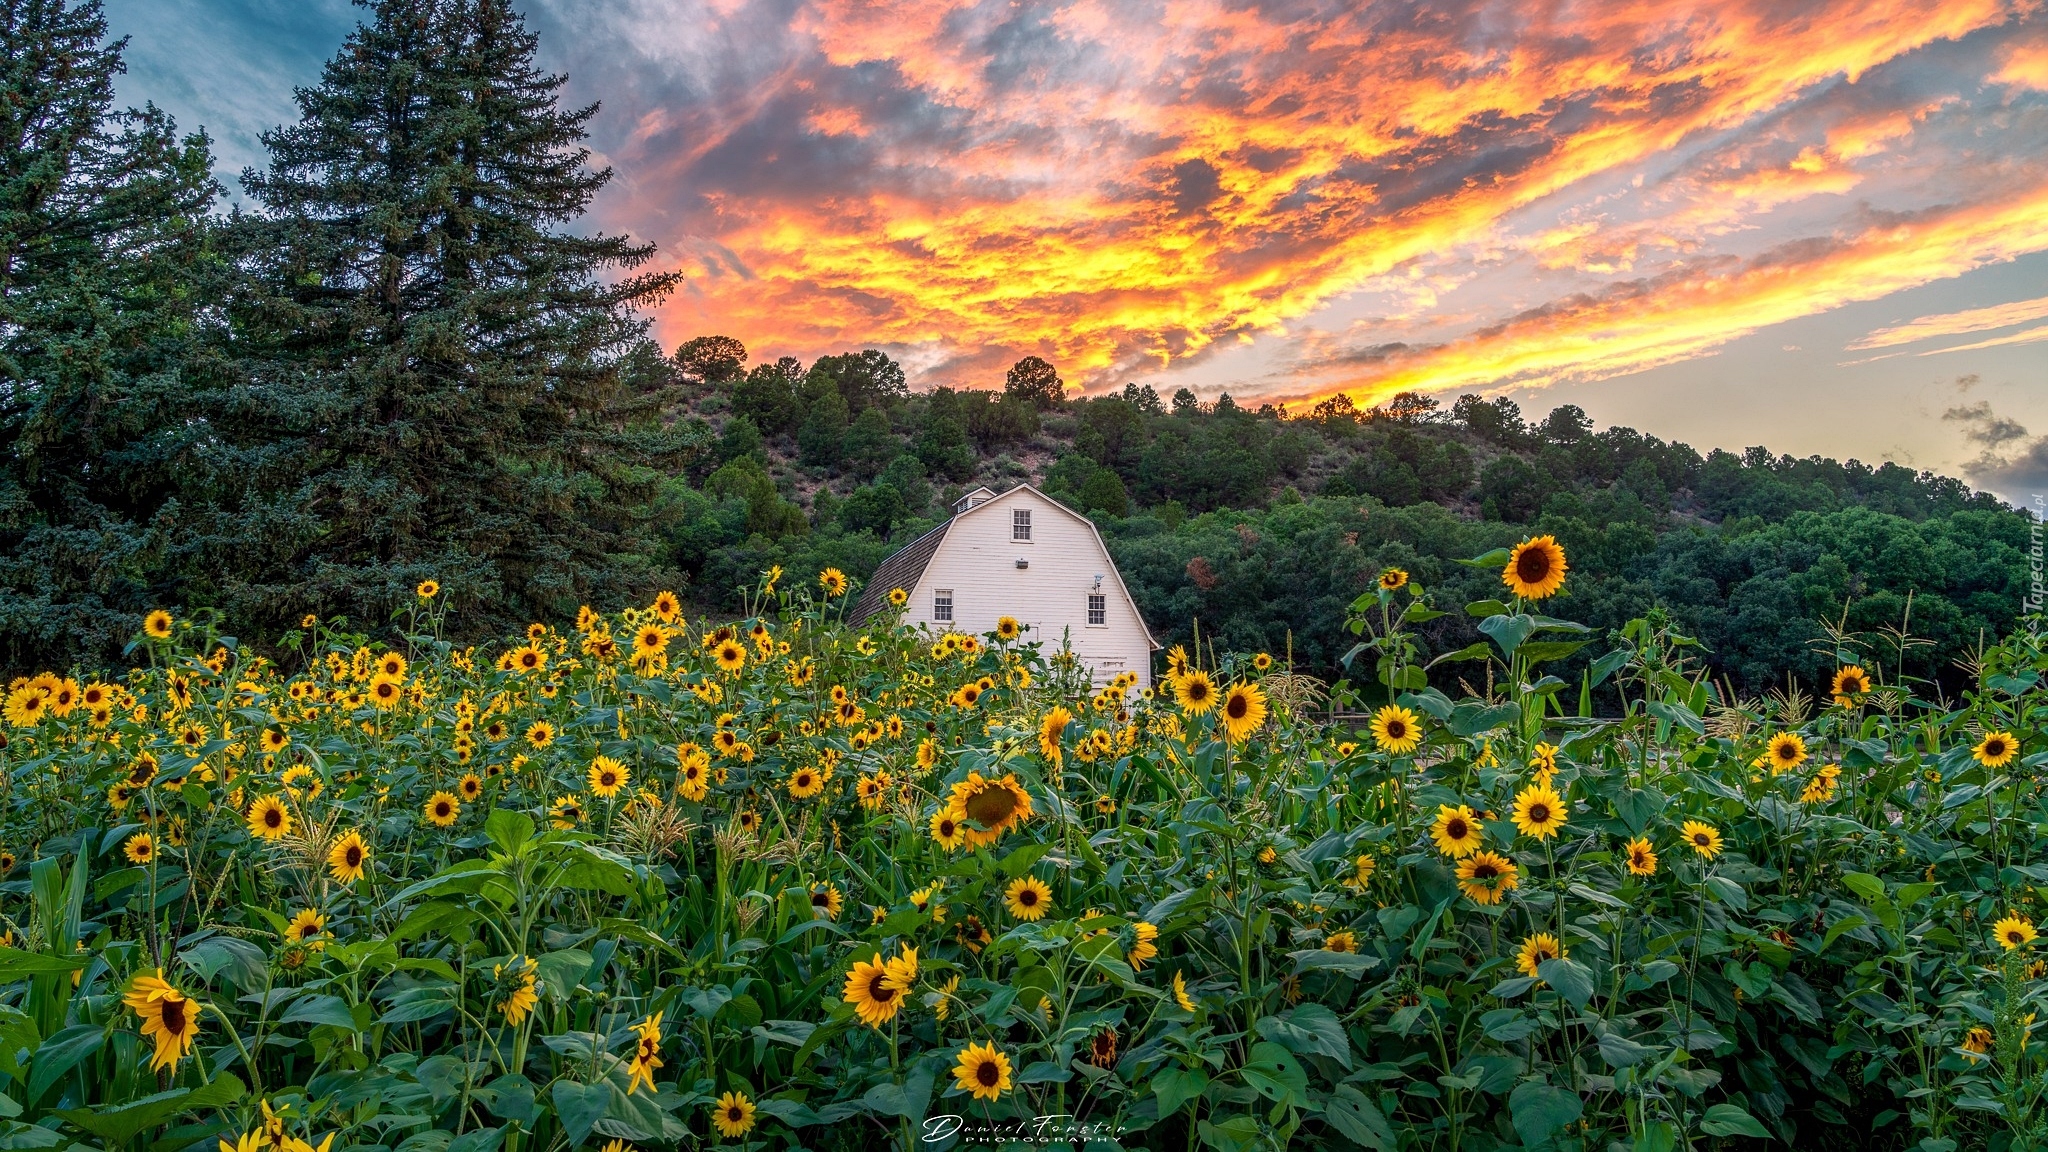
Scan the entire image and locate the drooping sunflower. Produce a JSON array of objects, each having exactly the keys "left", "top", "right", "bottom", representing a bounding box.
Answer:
[
  {"left": 1174, "top": 670, "right": 1218, "bottom": 716},
  {"left": 1370, "top": 704, "right": 1422, "bottom": 754},
  {"left": 1430, "top": 804, "right": 1485, "bottom": 858},
  {"left": 1830, "top": 665, "right": 1872, "bottom": 708},
  {"left": 1378, "top": 567, "right": 1409, "bottom": 591},
  {"left": 1218, "top": 682, "right": 1268, "bottom": 743},
  {"left": 246, "top": 795, "right": 293, "bottom": 841},
  {"left": 1963, "top": 1027, "right": 1995, "bottom": 1058},
  {"left": 710, "top": 1091, "right": 756, "bottom": 1139},
  {"left": 818, "top": 568, "right": 849, "bottom": 597},
  {"left": 1623, "top": 836, "right": 1658, "bottom": 877},
  {"left": 1511, "top": 783, "right": 1568, "bottom": 841},
  {"left": 1679, "top": 819, "right": 1723, "bottom": 859},
  {"left": 1456, "top": 851, "right": 1520, "bottom": 905},
  {"left": 143, "top": 610, "right": 175, "bottom": 640},
  {"left": 424, "top": 791, "right": 461, "bottom": 827},
  {"left": 929, "top": 810, "right": 966, "bottom": 851},
  {"left": 1502, "top": 535, "right": 1567, "bottom": 600},
  {"left": 588, "top": 757, "right": 630, "bottom": 799},
  {"left": 1765, "top": 732, "right": 1808, "bottom": 775},
  {"left": 1038, "top": 706, "right": 1072, "bottom": 764},
  {"left": 1127, "top": 921, "right": 1160, "bottom": 970},
  {"left": 946, "top": 772, "right": 1033, "bottom": 846},
  {"left": 1975, "top": 730, "right": 2020, "bottom": 769},
  {"left": 1173, "top": 971, "right": 1197, "bottom": 1012},
  {"left": 124, "top": 970, "right": 201, "bottom": 1071},
  {"left": 1515, "top": 933, "right": 1565, "bottom": 980},
  {"left": 329, "top": 831, "right": 370, "bottom": 883},
  {"left": 496, "top": 957, "right": 539, "bottom": 1025},
  {"left": 842, "top": 949, "right": 916, "bottom": 1027},
  {"left": 1995, "top": 914, "right": 2039, "bottom": 951},
  {"left": 994, "top": 616, "right": 1022, "bottom": 642},
  {"left": 1005, "top": 875, "right": 1053, "bottom": 921},
  {"left": 952, "top": 1042, "right": 1013, "bottom": 1102}
]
